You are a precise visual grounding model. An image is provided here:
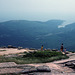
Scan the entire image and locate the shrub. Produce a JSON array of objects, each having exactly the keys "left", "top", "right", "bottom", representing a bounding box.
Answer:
[
  {"left": 0, "top": 51, "right": 69, "bottom": 64},
  {"left": 23, "top": 51, "right": 63, "bottom": 58}
]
